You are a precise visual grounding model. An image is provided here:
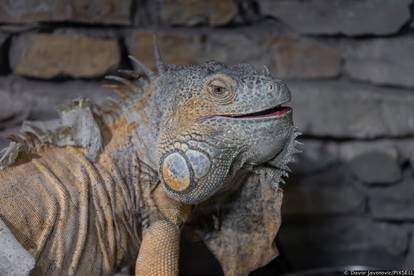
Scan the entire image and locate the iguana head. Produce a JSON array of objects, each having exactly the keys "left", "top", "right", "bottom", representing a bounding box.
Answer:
[{"left": 127, "top": 43, "right": 296, "bottom": 205}]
